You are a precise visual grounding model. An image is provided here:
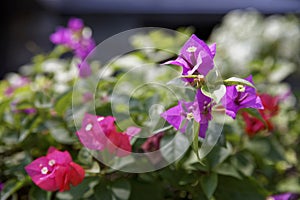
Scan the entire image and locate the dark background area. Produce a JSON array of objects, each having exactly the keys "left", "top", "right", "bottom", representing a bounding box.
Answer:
[{"left": 1, "top": 0, "right": 299, "bottom": 79}]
